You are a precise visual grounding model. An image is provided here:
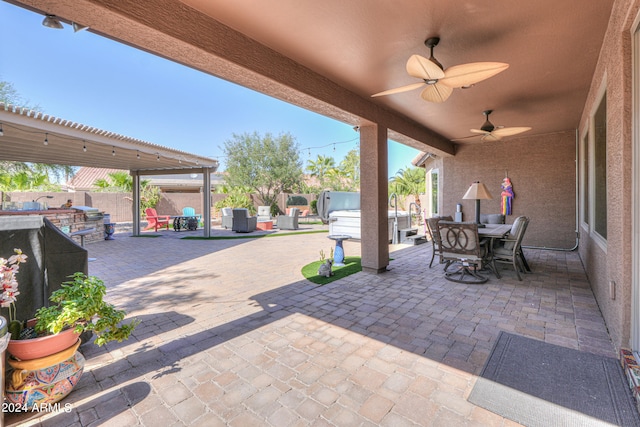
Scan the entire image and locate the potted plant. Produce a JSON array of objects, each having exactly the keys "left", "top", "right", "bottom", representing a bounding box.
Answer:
[
  {"left": 8, "top": 272, "right": 138, "bottom": 359},
  {"left": 1, "top": 249, "right": 138, "bottom": 407},
  {"left": 1, "top": 248, "right": 138, "bottom": 360}
]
